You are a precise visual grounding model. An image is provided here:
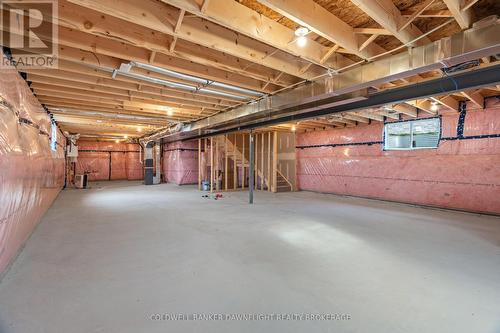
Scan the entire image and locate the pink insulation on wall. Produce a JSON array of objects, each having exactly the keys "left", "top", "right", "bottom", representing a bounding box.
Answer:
[
  {"left": 162, "top": 140, "right": 198, "bottom": 185},
  {"left": 296, "top": 98, "right": 500, "bottom": 215},
  {"left": 76, "top": 140, "right": 143, "bottom": 181},
  {"left": 0, "top": 58, "right": 65, "bottom": 276}
]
